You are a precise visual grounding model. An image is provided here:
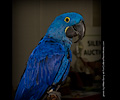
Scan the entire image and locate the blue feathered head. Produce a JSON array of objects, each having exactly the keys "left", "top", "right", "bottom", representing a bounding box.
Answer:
[{"left": 46, "top": 12, "right": 86, "bottom": 46}]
